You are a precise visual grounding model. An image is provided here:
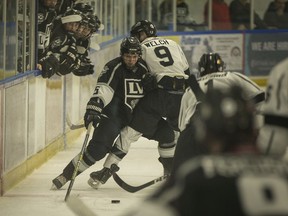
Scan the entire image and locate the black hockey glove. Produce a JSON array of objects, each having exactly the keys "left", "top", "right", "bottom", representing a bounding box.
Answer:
[
  {"left": 84, "top": 99, "right": 104, "bottom": 129},
  {"left": 39, "top": 54, "right": 59, "bottom": 78},
  {"left": 141, "top": 73, "right": 158, "bottom": 93},
  {"left": 73, "top": 57, "right": 94, "bottom": 76},
  {"left": 58, "top": 54, "right": 80, "bottom": 75},
  {"left": 66, "top": 45, "right": 77, "bottom": 61}
]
